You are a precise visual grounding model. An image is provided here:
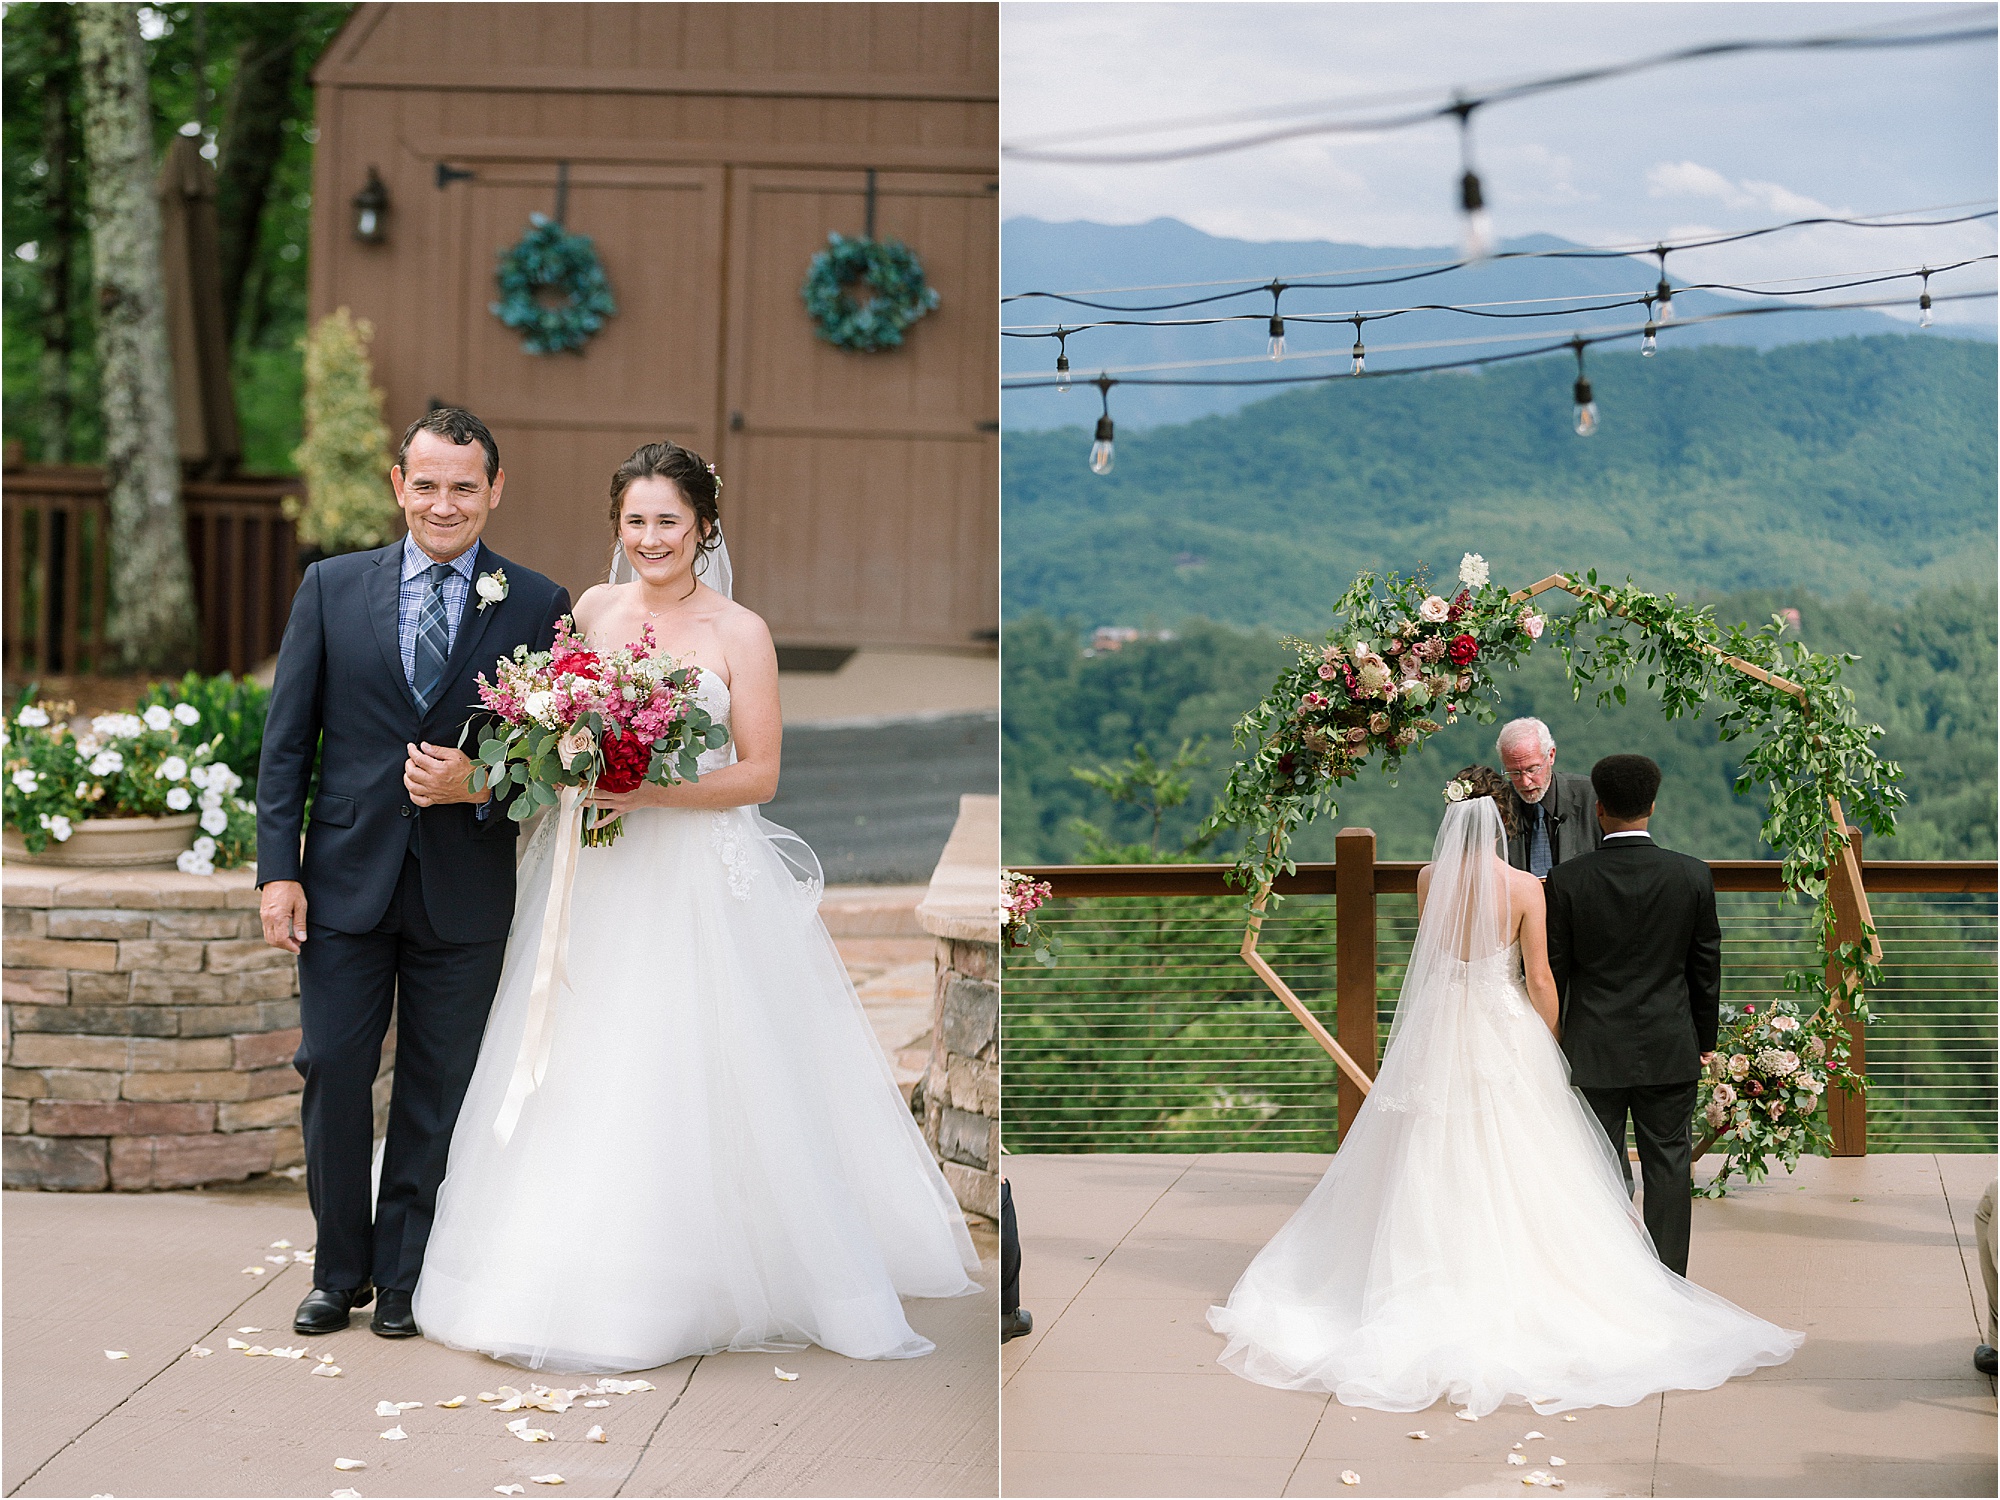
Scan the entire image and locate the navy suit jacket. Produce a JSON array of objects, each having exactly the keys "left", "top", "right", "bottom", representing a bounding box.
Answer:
[
  {"left": 1544, "top": 834, "right": 1723, "bottom": 1089},
  {"left": 256, "top": 540, "right": 569, "bottom": 944}
]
